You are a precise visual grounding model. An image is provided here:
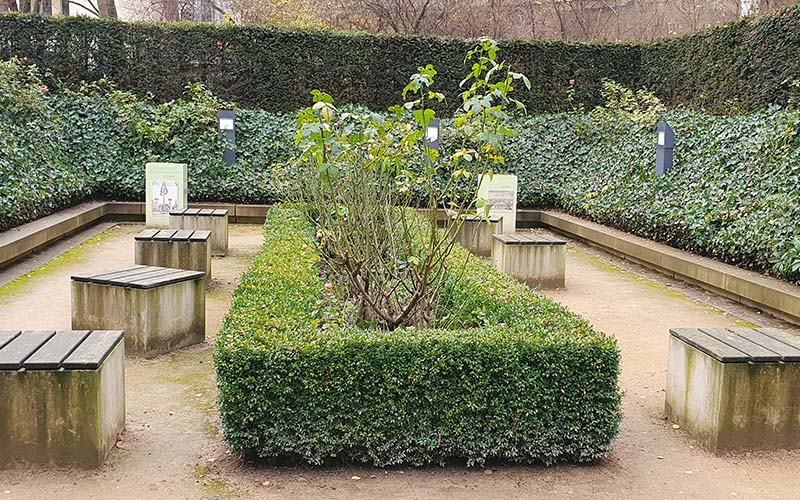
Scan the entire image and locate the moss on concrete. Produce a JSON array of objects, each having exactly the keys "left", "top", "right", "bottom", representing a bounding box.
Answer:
[
  {"left": 567, "top": 247, "right": 760, "bottom": 327},
  {"left": 0, "top": 225, "right": 129, "bottom": 304}
]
